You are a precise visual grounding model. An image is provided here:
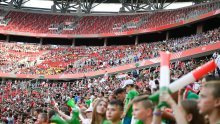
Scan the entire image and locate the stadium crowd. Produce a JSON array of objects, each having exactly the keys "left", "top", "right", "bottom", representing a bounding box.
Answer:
[
  {"left": 0, "top": 42, "right": 48, "bottom": 73},
  {"left": 12, "top": 27, "right": 220, "bottom": 75},
  {"left": 0, "top": 53, "right": 220, "bottom": 124},
  {"left": 0, "top": 1, "right": 220, "bottom": 124}
]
